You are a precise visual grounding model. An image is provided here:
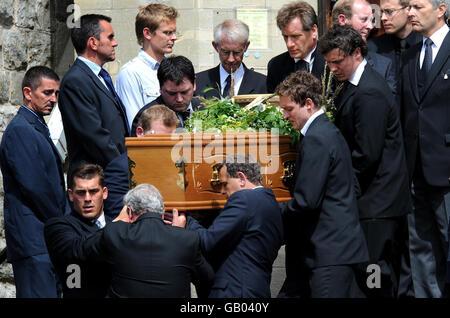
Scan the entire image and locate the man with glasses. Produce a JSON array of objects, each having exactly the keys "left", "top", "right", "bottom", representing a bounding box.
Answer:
[
  {"left": 369, "top": 0, "right": 422, "bottom": 95},
  {"left": 194, "top": 19, "right": 267, "bottom": 99},
  {"left": 332, "top": 0, "right": 397, "bottom": 94},
  {"left": 116, "top": 3, "right": 178, "bottom": 131}
]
